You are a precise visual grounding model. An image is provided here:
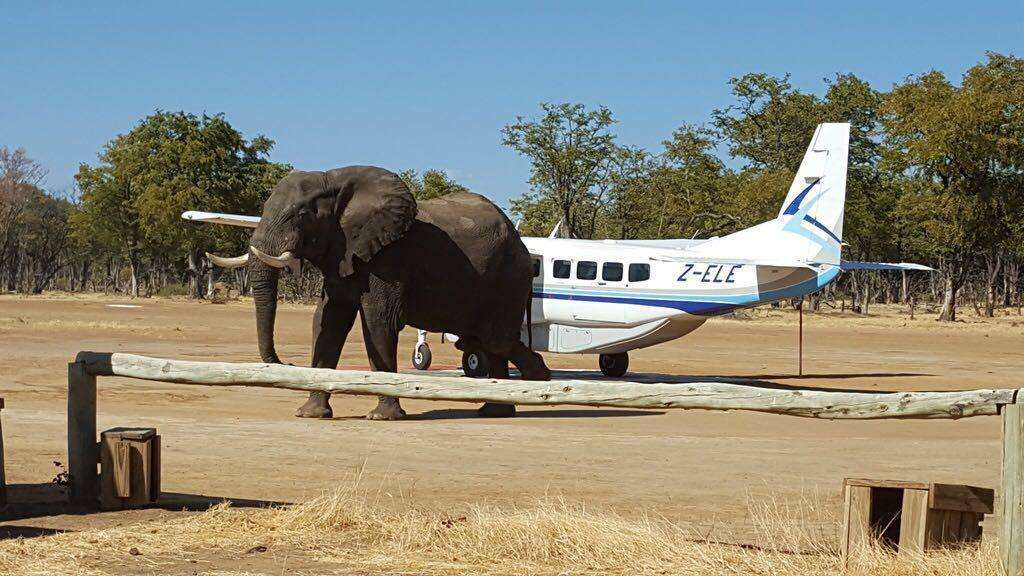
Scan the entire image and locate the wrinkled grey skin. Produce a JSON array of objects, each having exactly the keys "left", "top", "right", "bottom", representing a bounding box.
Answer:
[{"left": 249, "top": 166, "right": 550, "bottom": 420}]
